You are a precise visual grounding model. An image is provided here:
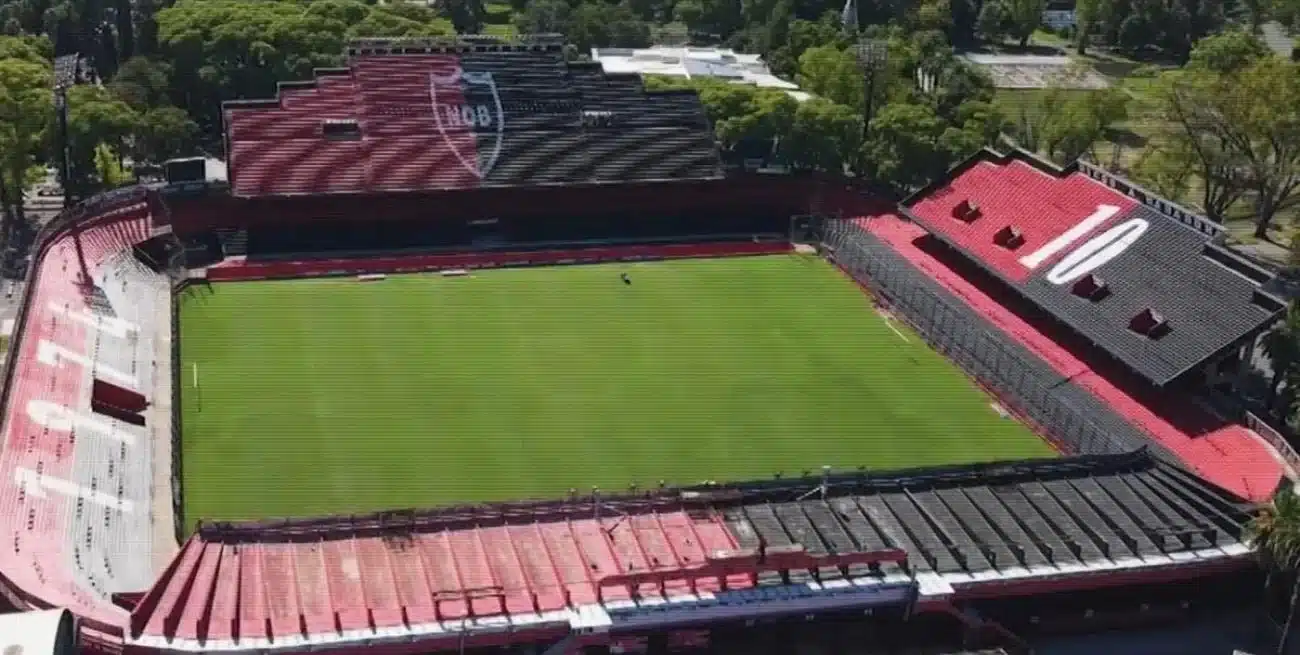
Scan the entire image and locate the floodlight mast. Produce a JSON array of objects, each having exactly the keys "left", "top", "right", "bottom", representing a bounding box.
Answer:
[
  {"left": 52, "top": 54, "right": 79, "bottom": 209},
  {"left": 855, "top": 39, "right": 889, "bottom": 141}
]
